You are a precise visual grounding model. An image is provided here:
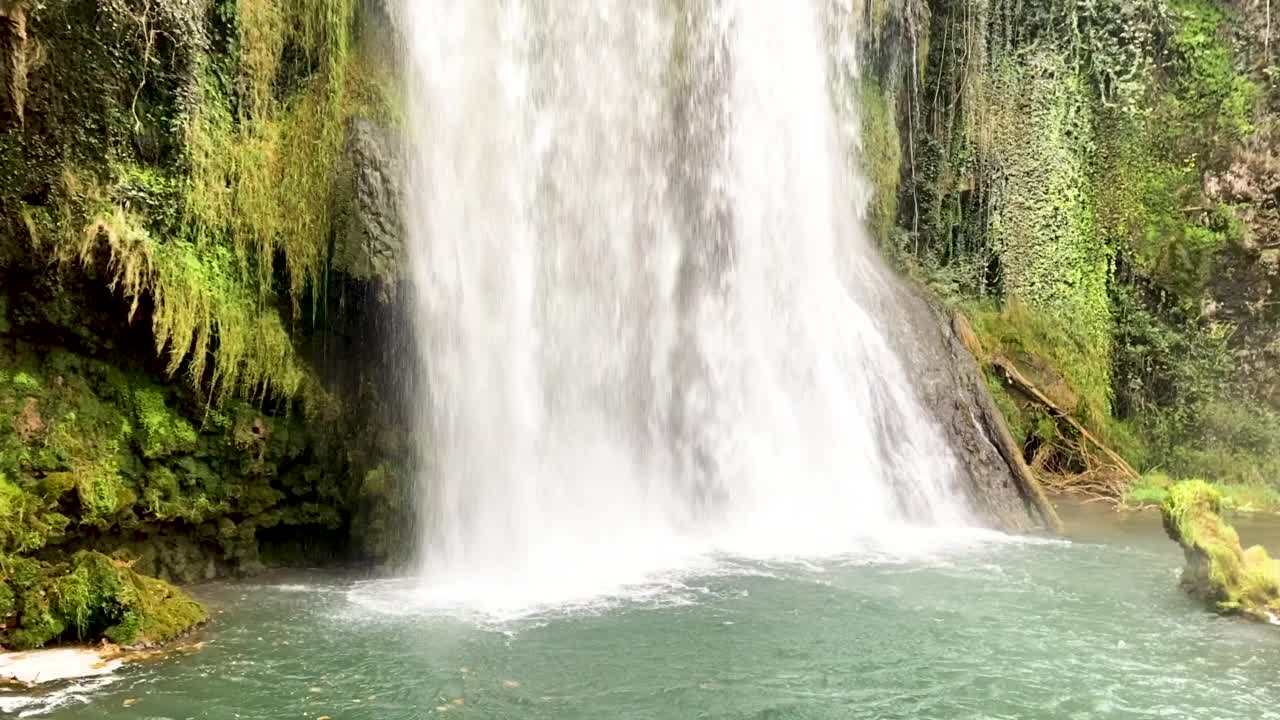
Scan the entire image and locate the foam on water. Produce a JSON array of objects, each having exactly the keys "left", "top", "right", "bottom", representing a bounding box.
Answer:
[
  {"left": 393, "top": 0, "right": 981, "bottom": 612},
  {"left": 0, "top": 675, "right": 120, "bottom": 718},
  {"left": 347, "top": 528, "right": 1065, "bottom": 623}
]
